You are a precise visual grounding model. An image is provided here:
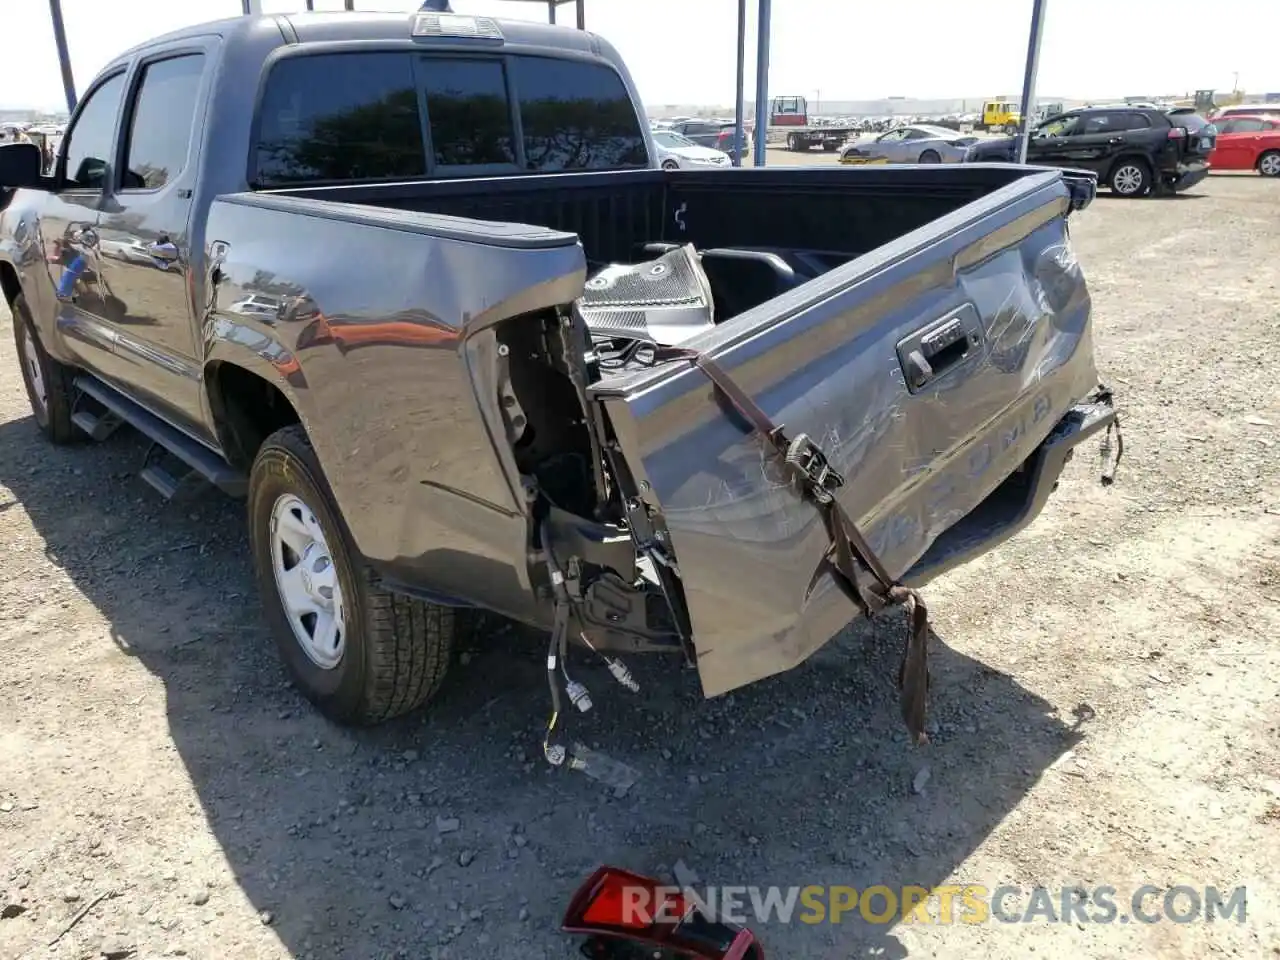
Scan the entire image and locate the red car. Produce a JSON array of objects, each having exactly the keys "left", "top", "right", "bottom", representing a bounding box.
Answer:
[{"left": 1208, "top": 114, "right": 1280, "bottom": 177}]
